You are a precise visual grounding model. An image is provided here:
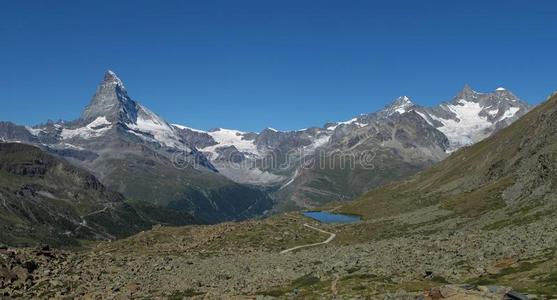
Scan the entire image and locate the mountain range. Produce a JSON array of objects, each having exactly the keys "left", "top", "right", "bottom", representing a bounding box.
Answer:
[
  {"left": 3, "top": 87, "right": 553, "bottom": 298},
  {"left": 2, "top": 71, "right": 557, "bottom": 298},
  {"left": 171, "top": 78, "right": 530, "bottom": 208},
  {"left": 0, "top": 71, "right": 530, "bottom": 222},
  {"left": 341, "top": 88, "right": 557, "bottom": 220}
]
